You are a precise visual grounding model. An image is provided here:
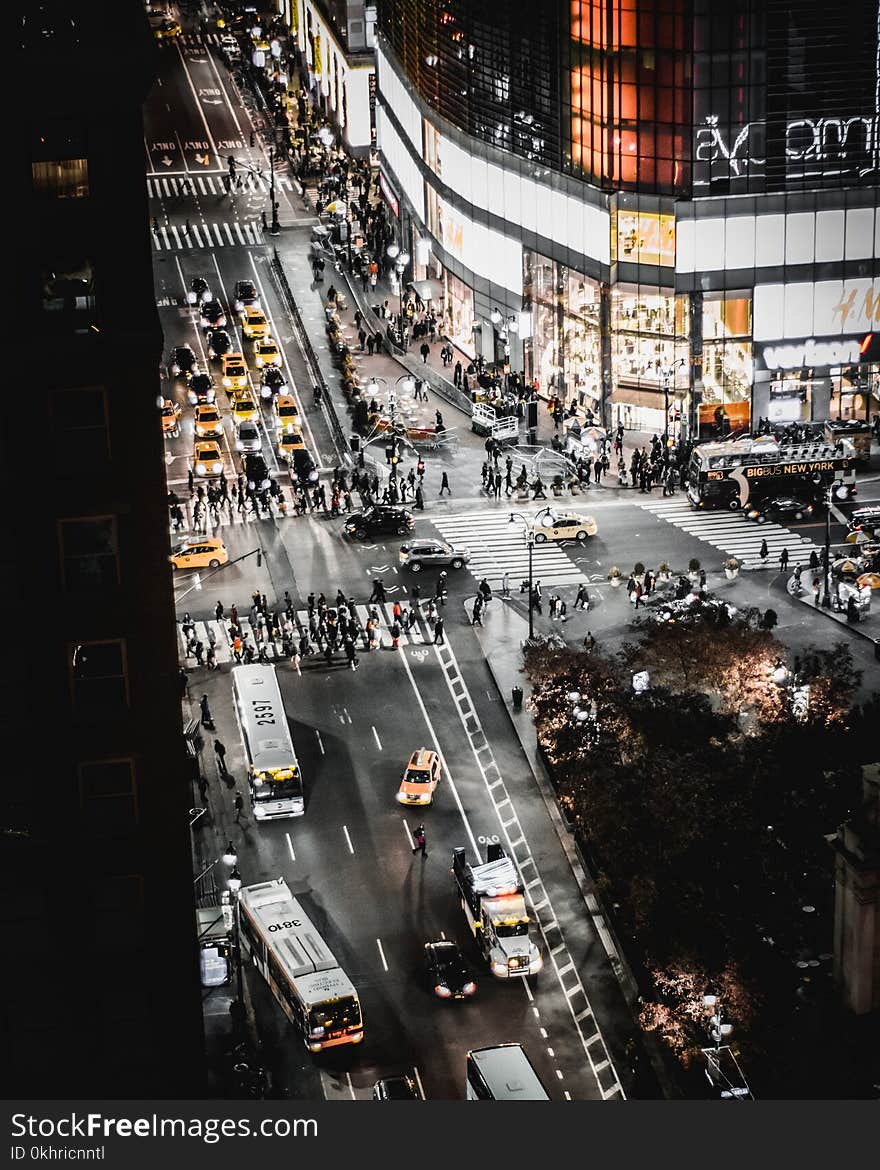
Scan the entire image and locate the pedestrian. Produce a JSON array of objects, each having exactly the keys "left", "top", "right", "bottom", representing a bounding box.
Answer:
[
  {"left": 549, "top": 594, "right": 559, "bottom": 619},
  {"left": 433, "top": 616, "right": 445, "bottom": 644},
  {"left": 234, "top": 791, "right": 246, "bottom": 824},
  {"left": 369, "top": 578, "right": 386, "bottom": 603},
  {"left": 634, "top": 581, "right": 644, "bottom": 609},
  {"left": 197, "top": 774, "right": 209, "bottom": 803},
  {"left": 199, "top": 693, "right": 214, "bottom": 728},
  {"left": 472, "top": 597, "right": 483, "bottom": 626},
  {"left": 779, "top": 547, "right": 789, "bottom": 573},
  {"left": 439, "top": 471, "right": 451, "bottom": 496},
  {"left": 390, "top": 621, "right": 401, "bottom": 648},
  {"left": 412, "top": 823, "right": 428, "bottom": 857},
  {"left": 759, "top": 538, "right": 769, "bottom": 565},
  {"left": 345, "top": 639, "right": 359, "bottom": 670},
  {"left": 502, "top": 572, "right": 511, "bottom": 599},
  {"left": 583, "top": 630, "right": 596, "bottom": 653},
  {"left": 574, "top": 584, "right": 590, "bottom": 610},
  {"left": 214, "top": 601, "right": 225, "bottom": 622},
  {"left": 193, "top": 639, "right": 204, "bottom": 666},
  {"left": 813, "top": 577, "right": 821, "bottom": 606},
  {"left": 214, "top": 739, "right": 228, "bottom": 775},
  {"left": 420, "top": 341, "right": 430, "bottom": 363}
]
